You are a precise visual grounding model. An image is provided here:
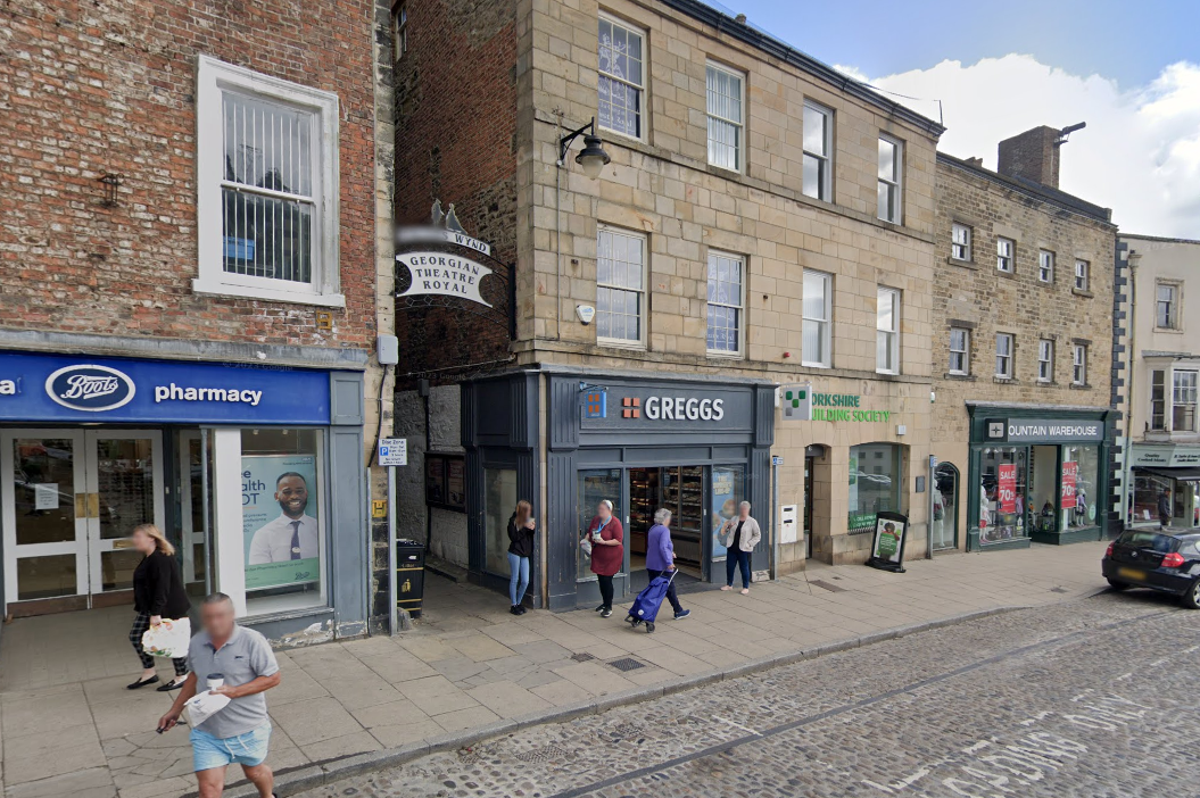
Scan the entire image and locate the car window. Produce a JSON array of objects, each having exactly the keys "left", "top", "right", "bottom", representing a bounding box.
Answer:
[{"left": 1117, "top": 531, "right": 1179, "bottom": 553}]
